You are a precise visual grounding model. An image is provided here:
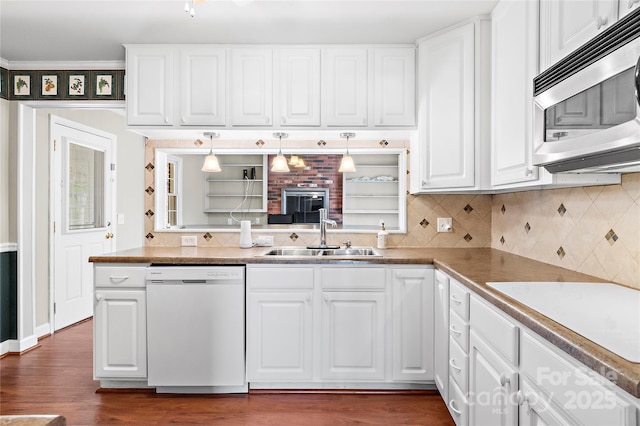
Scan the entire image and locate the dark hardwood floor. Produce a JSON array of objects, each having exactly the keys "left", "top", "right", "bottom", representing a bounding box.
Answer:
[{"left": 1, "top": 319, "right": 455, "bottom": 425}]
